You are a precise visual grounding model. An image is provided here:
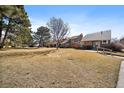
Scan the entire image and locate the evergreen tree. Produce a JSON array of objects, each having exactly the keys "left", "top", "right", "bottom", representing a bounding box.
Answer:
[
  {"left": 34, "top": 26, "right": 51, "bottom": 47},
  {"left": 0, "top": 5, "right": 31, "bottom": 48}
]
